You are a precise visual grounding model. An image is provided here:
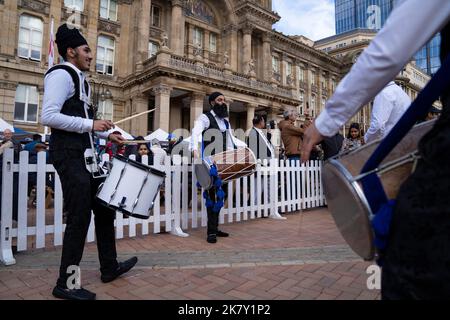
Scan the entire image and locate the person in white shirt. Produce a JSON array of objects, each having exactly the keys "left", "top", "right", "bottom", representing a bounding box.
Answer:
[
  {"left": 191, "top": 92, "right": 233, "bottom": 243},
  {"left": 364, "top": 81, "right": 411, "bottom": 143},
  {"left": 42, "top": 24, "right": 137, "bottom": 300},
  {"left": 301, "top": 0, "right": 450, "bottom": 299}
]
